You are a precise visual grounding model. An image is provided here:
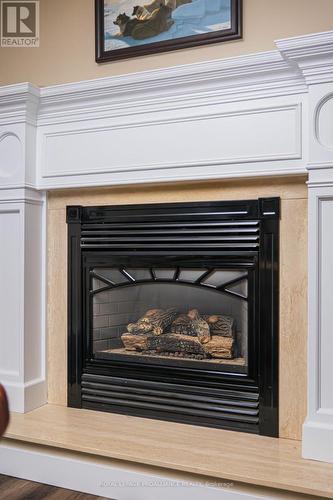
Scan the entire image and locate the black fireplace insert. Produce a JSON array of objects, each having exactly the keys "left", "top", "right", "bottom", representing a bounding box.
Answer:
[{"left": 67, "top": 197, "right": 279, "bottom": 436}]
